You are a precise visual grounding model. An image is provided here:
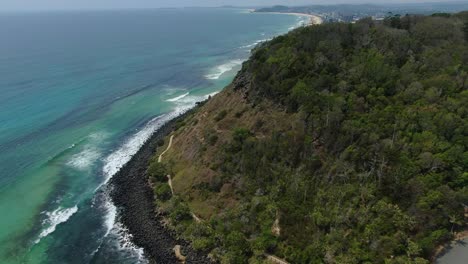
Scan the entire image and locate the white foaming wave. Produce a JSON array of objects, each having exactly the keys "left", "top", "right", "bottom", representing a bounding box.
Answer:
[
  {"left": 93, "top": 91, "right": 216, "bottom": 260},
  {"left": 206, "top": 91, "right": 220, "bottom": 98},
  {"left": 204, "top": 59, "right": 244, "bottom": 80},
  {"left": 111, "top": 222, "right": 148, "bottom": 263},
  {"left": 240, "top": 38, "right": 272, "bottom": 49},
  {"left": 67, "top": 148, "right": 101, "bottom": 170},
  {"left": 89, "top": 131, "right": 110, "bottom": 141},
  {"left": 89, "top": 197, "right": 146, "bottom": 263},
  {"left": 67, "top": 132, "right": 109, "bottom": 170},
  {"left": 97, "top": 90, "right": 213, "bottom": 193},
  {"left": 104, "top": 197, "right": 117, "bottom": 237},
  {"left": 98, "top": 91, "right": 202, "bottom": 191},
  {"left": 240, "top": 43, "right": 257, "bottom": 49},
  {"left": 102, "top": 116, "right": 167, "bottom": 186},
  {"left": 172, "top": 92, "right": 218, "bottom": 109},
  {"left": 35, "top": 205, "right": 78, "bottom": 244},
  {"left": 166, "top": 92, "right": 189, "bottom": 102},
  {"left": 87, "top": 191, "right": 118, "bottom": 259},
  {"left": 294, "top": 16, "right": 309, "bottom": 28}
]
